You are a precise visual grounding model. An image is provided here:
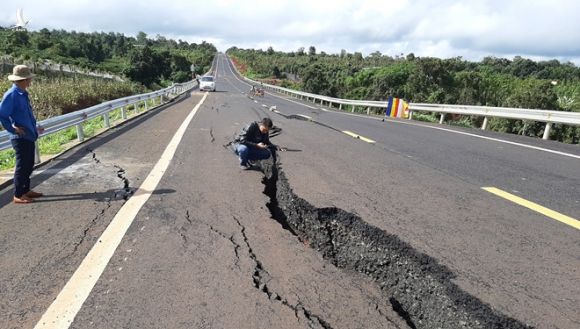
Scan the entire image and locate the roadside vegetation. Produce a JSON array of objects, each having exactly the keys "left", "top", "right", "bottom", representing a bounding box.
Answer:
[
  {"left": 228, "top": 46, "right": 580, "bottom": 143},
  {"left": 0, "top": 28, "right": 217, "bottom": 87},
  {"left": 0, "top": 76, "right": 143, "bottom": 119}
]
